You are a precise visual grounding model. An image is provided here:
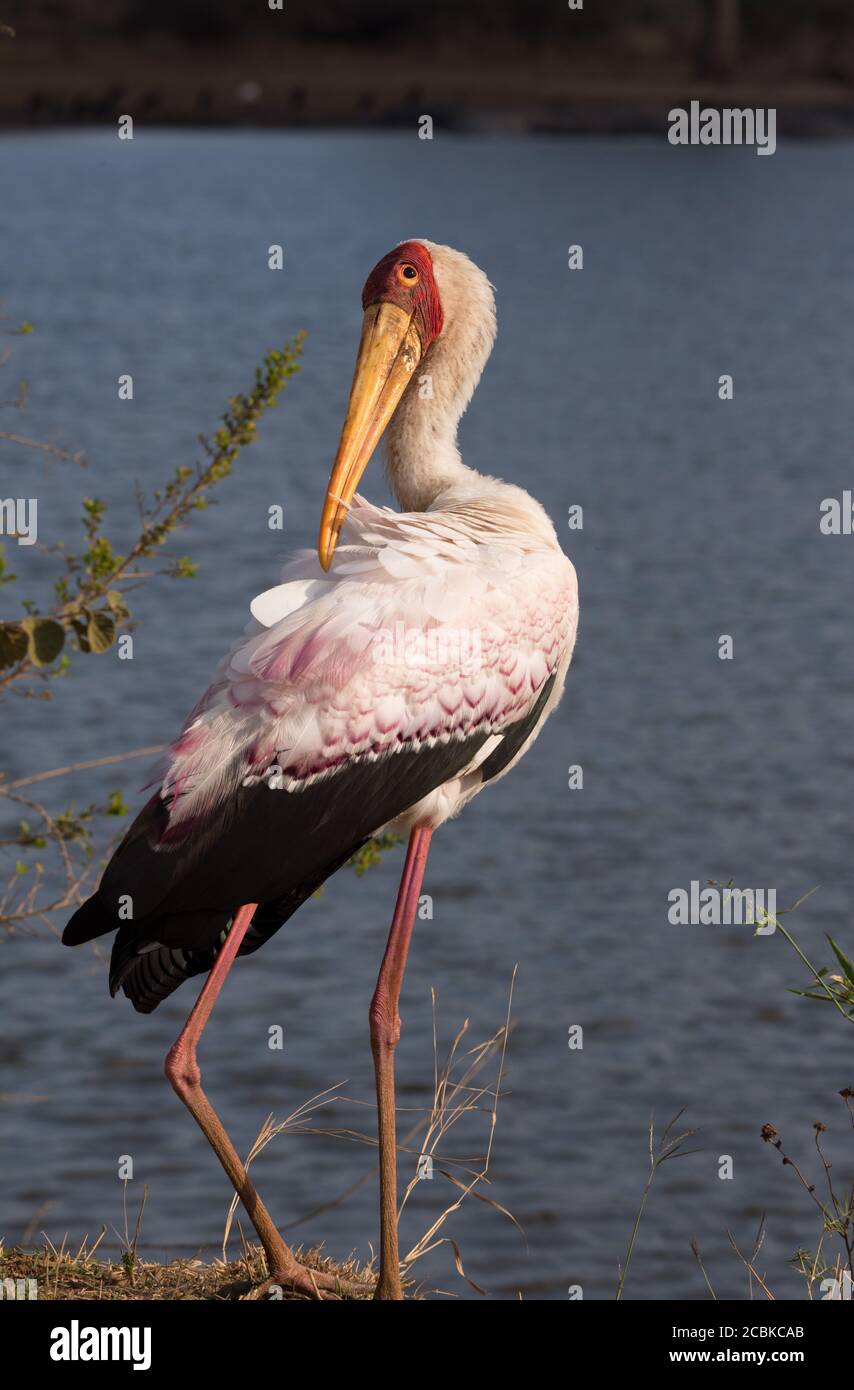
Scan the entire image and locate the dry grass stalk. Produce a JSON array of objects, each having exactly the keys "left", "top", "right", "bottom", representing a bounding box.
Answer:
[
  {"left": 219, "top": 974, "right": 522, "bottom": 1296},
  {"left": 0, "top": 1235, "right": 373, "bottom": 1300}
]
